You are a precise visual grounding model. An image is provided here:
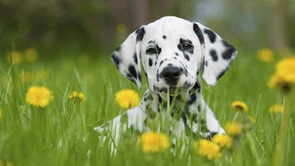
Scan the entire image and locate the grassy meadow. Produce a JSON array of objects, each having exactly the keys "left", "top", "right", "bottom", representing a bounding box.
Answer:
[{"left": 0, "top": 48, "right": 294, "bottom": 165}]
